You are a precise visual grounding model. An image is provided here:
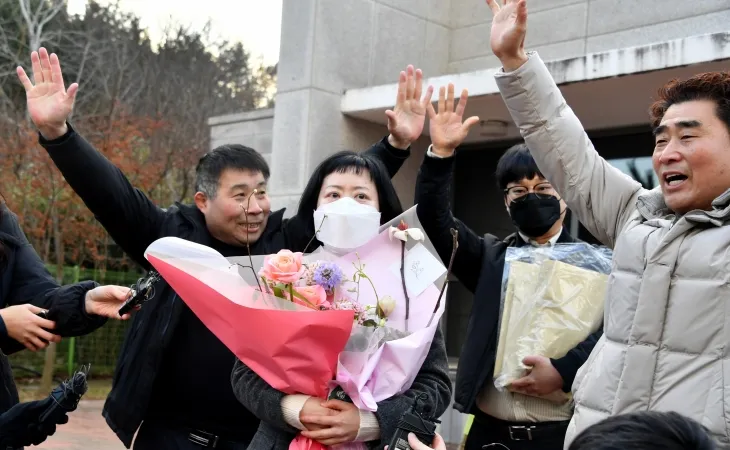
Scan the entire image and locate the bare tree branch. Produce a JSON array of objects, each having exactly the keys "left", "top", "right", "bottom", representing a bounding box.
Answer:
[{"left": 18, "top": 0, "right": 65, "bottom": 51}]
